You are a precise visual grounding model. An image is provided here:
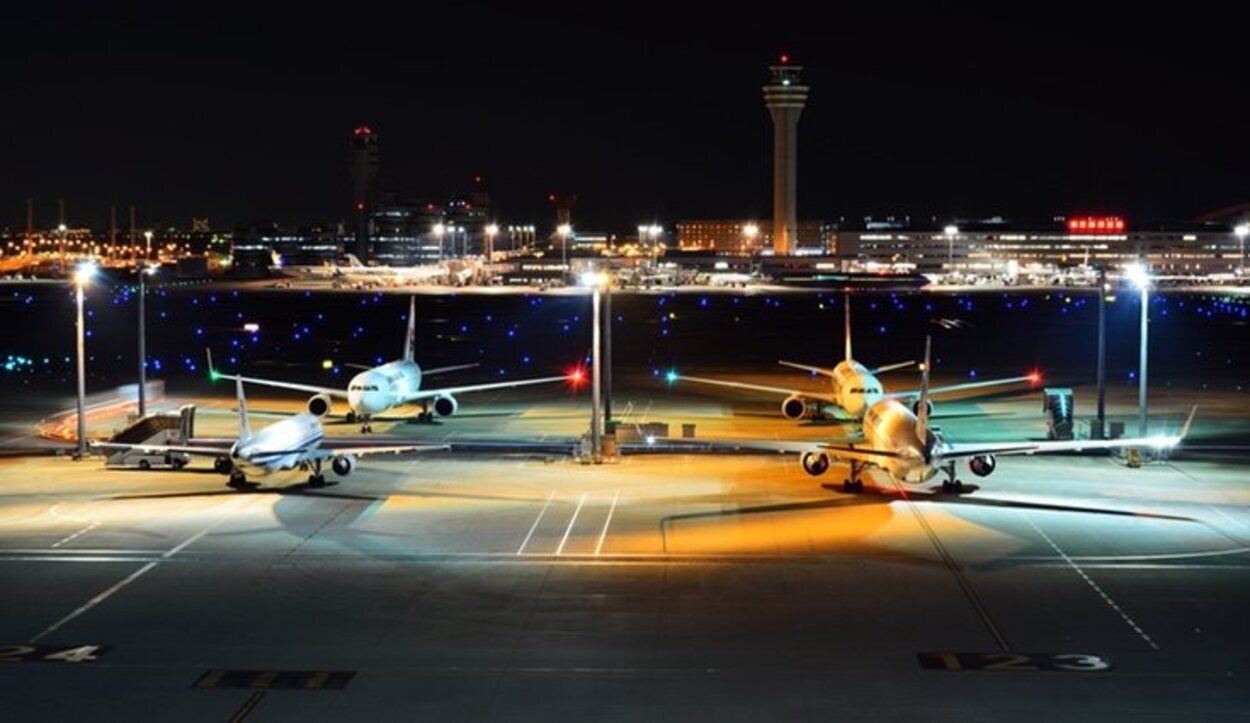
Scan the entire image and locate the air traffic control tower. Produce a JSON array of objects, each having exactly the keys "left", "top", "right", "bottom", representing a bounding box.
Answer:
[{"left": 762, "top": 56, "right": 808, "bottom": 255}]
